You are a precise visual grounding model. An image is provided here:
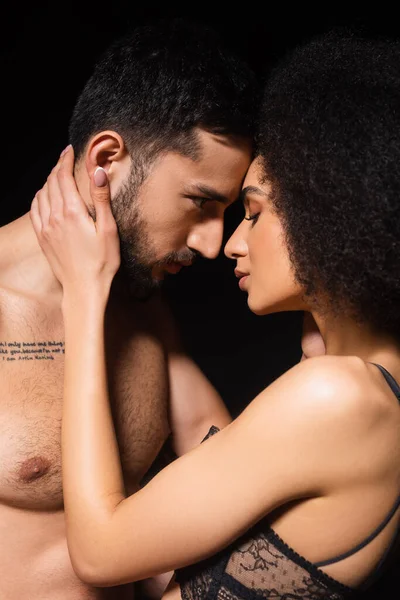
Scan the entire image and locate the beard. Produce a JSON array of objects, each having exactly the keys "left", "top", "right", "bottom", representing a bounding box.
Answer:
[
  {"left": 111, "top": 169, "right": 162, "bottom": 300},
  {"left": 104, "top": 166, "right": 196, "bottom": 300}
]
